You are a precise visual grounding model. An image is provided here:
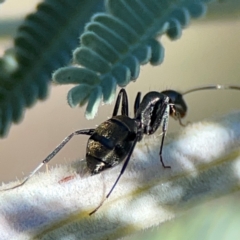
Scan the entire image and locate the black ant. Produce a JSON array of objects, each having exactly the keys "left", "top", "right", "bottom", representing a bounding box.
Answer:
[{"left": 2, "top": 84, "right": 240, "bottom": 215}]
